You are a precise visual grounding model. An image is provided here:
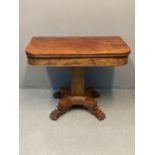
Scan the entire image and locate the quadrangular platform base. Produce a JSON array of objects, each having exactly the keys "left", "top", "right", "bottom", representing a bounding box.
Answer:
[{"left": 50, "top": 87, "right": 105, "bottom": 120}]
